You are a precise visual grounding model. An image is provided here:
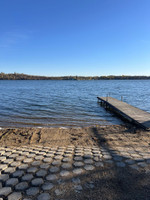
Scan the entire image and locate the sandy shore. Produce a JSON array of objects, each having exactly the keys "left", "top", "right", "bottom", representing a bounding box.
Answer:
[
  {"left": 0, "top": 124, "right": 150, "bottom": 199},
  {"left": 0, "top": 124, "right": 148, "bottom": 147}
]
